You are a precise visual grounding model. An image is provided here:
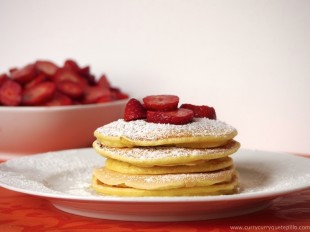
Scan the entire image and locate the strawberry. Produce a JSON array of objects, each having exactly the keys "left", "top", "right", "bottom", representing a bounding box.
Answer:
[
  {"left": 82, "top": 85, "right": 111, "bottom": 104},
  {"left": 57, "top": 81, "right": 84, "bottom": 99},
  {"left": 22, "top": 81, "right": 56, "bottom": 106},
  {"left": 44, "top": 92, "right": 73, "bottom": 106},
  {"left": 124, "top": 98, "right": 147, "bottom": 121},
  {"left": 9, "top": 68, "right": 18, "bottom": 75},
  {"left": 35, "top": 60, "right": 58, "bottom": 76},
  {"left": 53, "top": 68, "right": 87, "bottom": 87},
  {"left": 97, "top": 74, "right": 110, "bottom": 89},
  {"left": 24, "top": 74, "right": 47, "bottom": 89},
  {"left": 143, "top": 95, "right": 179, "bottom": 111},
  {"left": 180, "top": 104, "right": 216, "bottom": 119},
  {"left": 113, "top": 91, "right": 129, "bottom": 100},
  {"left": 0, "top": 73, "right": 9, "bottom": 87},
  {"left": 96, "top": 95, "right": 113, "bottom": 103},
  {"left": 10, "top": 63, "right": 36, "bottom": 84},
  {"left": 110, "top": 87, "right": 129, "bottom": 100},
  {"left": 0, "top": 79, "right": 22, "bottom": 106},
  {"left": 79, "top": 66, "right": 96, "bottom": 86},
  {"left": 64, "top": 59, "right": 80, "bottom": 72},
  {"left": 147, "top": 108, "right": 194, "bottom": 125},
  {"left": 0, "top": 59, "right": 129, "bottom": 107}
]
